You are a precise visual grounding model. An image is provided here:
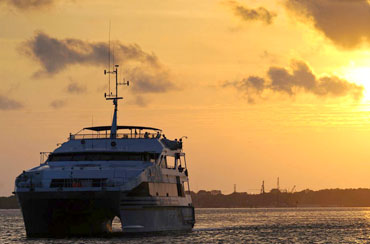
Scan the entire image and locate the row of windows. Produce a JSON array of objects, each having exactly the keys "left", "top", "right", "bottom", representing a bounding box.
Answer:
[
  {"left": 48, "top": 152, "right": 159, "bottom": 162},
  {"left": 50, "top": 178, "right": 107, "bottom": 188}
]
